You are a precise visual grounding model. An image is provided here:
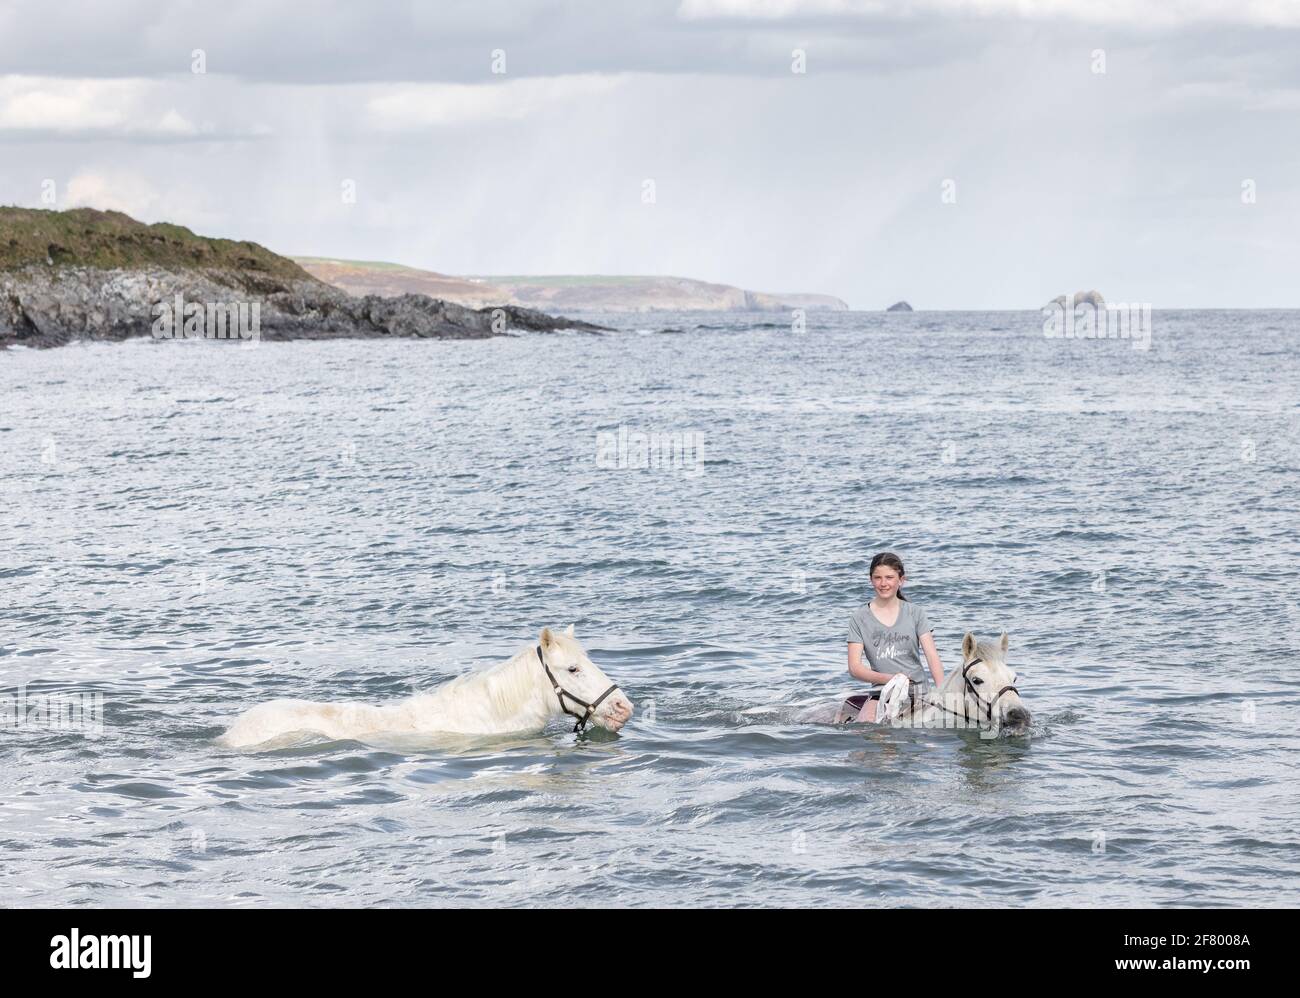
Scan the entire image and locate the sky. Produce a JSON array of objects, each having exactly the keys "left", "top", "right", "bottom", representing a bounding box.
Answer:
[{"left": 1, "top": 0, "right": 1297, "bottom": 308}]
